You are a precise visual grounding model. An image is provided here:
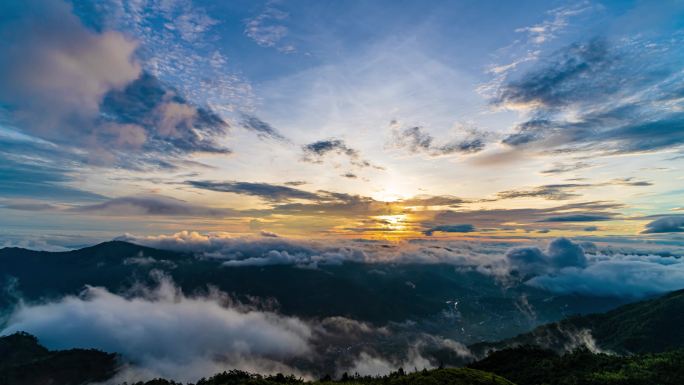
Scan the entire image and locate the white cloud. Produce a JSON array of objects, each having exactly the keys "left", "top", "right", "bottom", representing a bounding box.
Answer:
[
  {"left": 0, "top": 275, "right": 312, "bottom": 382},
  {"left": 0, "top": 0, "right": 140, "bottom": 135}
]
